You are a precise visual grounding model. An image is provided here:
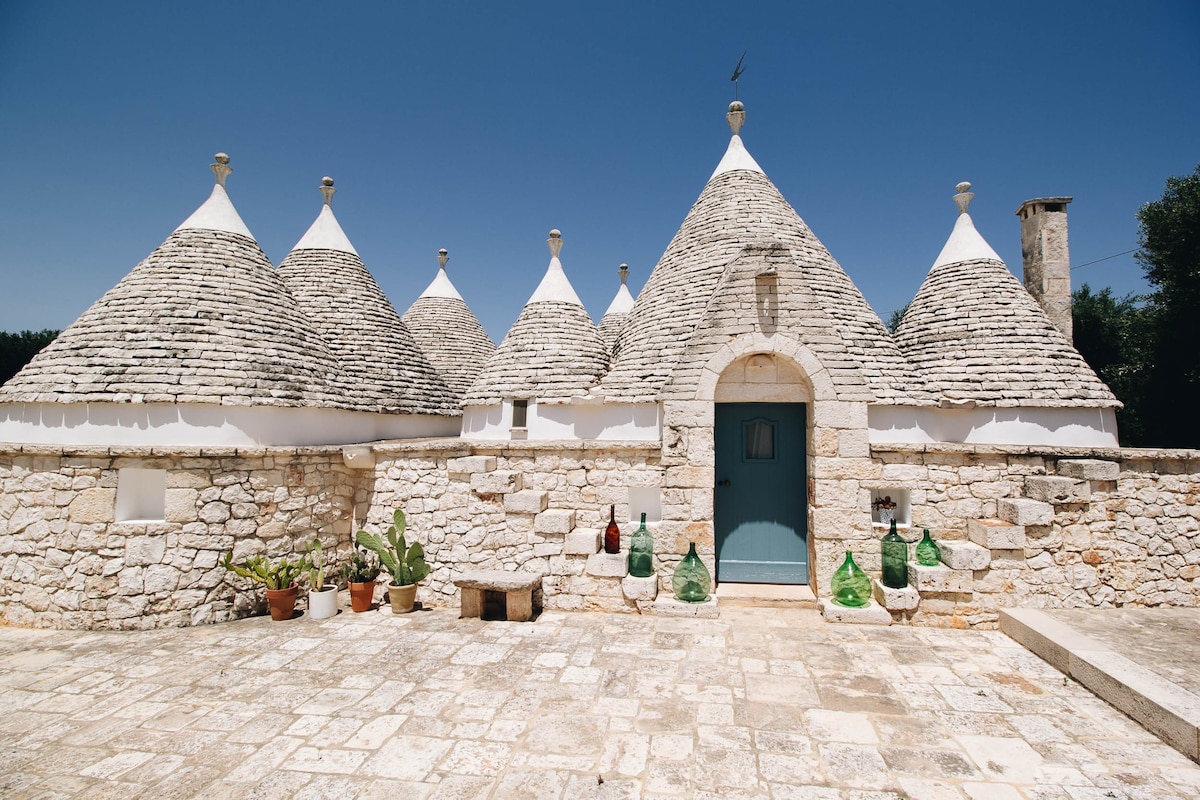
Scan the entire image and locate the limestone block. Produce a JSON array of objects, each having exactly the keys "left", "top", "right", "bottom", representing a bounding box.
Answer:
[
  {"left": 125, "top": 535, "right": 166, "bottom": 567},
  {"left": 68, "top": 488, "right": 115, "bottom": 524},
  {"left": 1057, "top": 459, "right": 1120, "bottom": 482},
  {"left": 939, "top": 540, "right": 990, "bottom": 571},
  {"left": 472, "top": 471, "right": 523, "bottom": 494},
  {"left": 621, "top": 574, "right": 658, "bottom": 602},
  {"left": 448, "top": 456, "right": 496, "bottom": 475},
  {"left": 998, "top": 498, "right": 1055, "bottom": 527},
  {"left": 586, "top": 552, "right": 627, "bottom": 578},
  {"left": 968, "top": 518, "right": 1025, "bottom": 550},
  {"left": 564, "top": 529, "right": 602, "bottom": 555},
  {"left": 908, "top": 563, "right": 972, "bottom": 593},
  {"left": 1024, "top": 476, "right": 1090, "bottom": 504},
  {"left": 503, "top": 490, "right": 547, "bottom": 514},
  {"left": 164, "top": 489, "right": 199, "bottom": 523},
  {"left": 643, "top": 595, "right": 719, "bottom": 618},
  {"left": 818, "top": 597, "right": 892, "bottom": 624},
  {"left": 534, "top": 509, "right": 576, "bottom": 535},
  {"left": 872, "top": 579, "right": 919, "bottom": 611}
]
